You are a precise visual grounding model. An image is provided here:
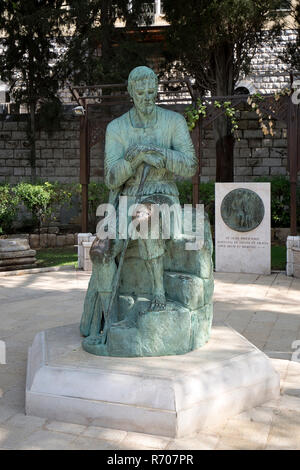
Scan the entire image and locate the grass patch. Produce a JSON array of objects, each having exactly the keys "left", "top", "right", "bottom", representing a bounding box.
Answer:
[
  {"left": 35, "top": 245, "right": 286, "bottom": 271},
  {"left": 271, "top": 244, "right": 286, "bottom": 270},
  {"left": 36, "top": 246, "right": 78, "bottom": 268}
]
